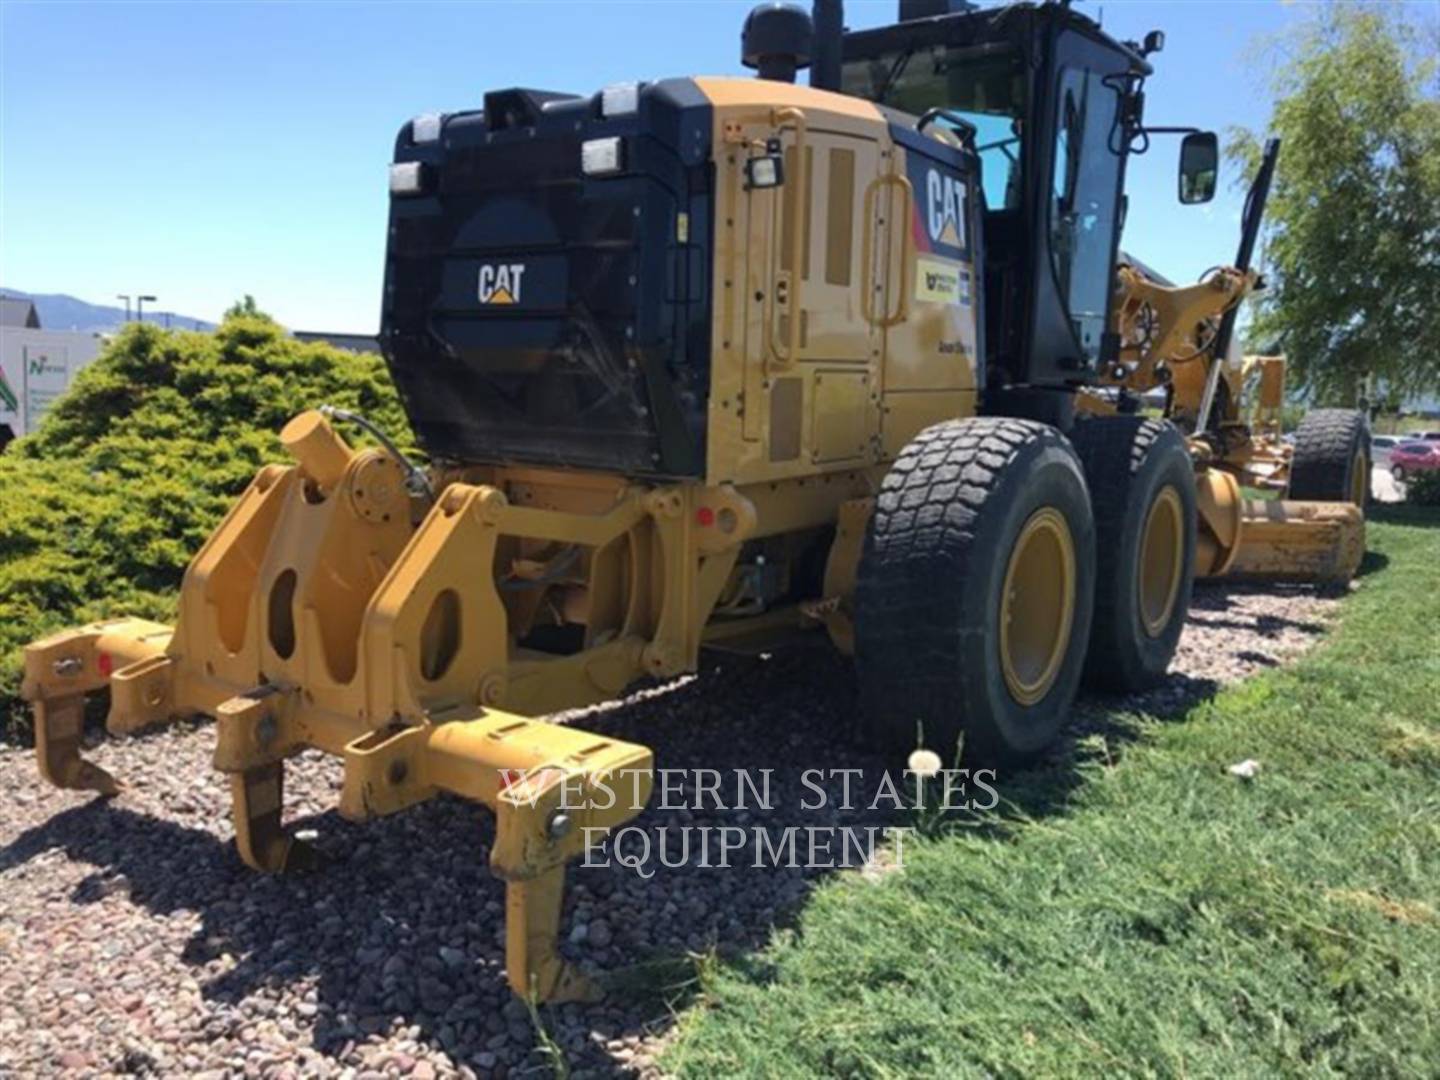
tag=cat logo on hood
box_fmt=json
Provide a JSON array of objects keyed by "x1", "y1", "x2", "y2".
[{"x1": 478, "y1": 263, "x2": 526, "y2": 305}]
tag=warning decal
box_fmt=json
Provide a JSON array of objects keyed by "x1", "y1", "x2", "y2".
[{"x1": 914, "y1": 258, "x2": 971, "y2": 306}]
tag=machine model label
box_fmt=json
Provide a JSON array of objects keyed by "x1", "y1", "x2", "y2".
[
  {"x1": 914, "y1": 257, "x2": 971, "y2": 307},
  {"x1": 477, "y1": 262, "x2": 526, "y2": 305}
]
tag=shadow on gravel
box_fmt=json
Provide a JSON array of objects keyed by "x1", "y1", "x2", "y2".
[
  {"x1": 0, "y1": 646, "x2": 907, "y2": 1074},
  {"x1": 0, "y1": 576, "x2": 1324, "y2": 1075}
]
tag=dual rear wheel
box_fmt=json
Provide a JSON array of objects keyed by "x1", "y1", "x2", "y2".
[{"x1": 854, "y1": 415, "x2": 1195, "y2": 766}]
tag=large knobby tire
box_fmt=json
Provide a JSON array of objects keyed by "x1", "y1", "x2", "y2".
[
  {"x1": 1288, "y1": 408, "x2": 1370, "y2": 505},
  {"x1": 854, "y1": 417, "x2": 1096, "y2": 767},
  {"x1": 1070, "y1": 417, "x2": 1196, "y2": 694}
]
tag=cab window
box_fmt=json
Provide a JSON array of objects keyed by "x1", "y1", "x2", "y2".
[
  {"x1": 842, "y1": 44, "x2": 1026, "y2": 211},
  {"x1": 1048, "y1": 67, "x2": 1123, "y2": 365}
]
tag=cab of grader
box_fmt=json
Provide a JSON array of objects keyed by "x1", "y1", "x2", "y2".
[{"x1": 20, "y1": 0, "x2": 1367, "y2": 1002}]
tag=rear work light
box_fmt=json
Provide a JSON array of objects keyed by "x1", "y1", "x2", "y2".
[
  {"x1": 410, "y1": 112, "x2": 443, "y2": 144},
  {"x1": 600, "y1": 82, "x2": 640, "y2": 118},
  {"x1": 389, "y1": 161, "x2": 429, "y2": 197},
  {"x1": 581, "y1": 136, "x2": 624, "y2": 177}
]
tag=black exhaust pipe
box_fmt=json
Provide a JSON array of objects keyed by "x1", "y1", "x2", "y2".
[{"x1": 811, "y1": 0, "x2": 843, "y2": 91}]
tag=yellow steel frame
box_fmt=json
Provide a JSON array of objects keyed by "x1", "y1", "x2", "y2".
[
  {"x1": 20, "y1": 405, "x2": 882, "y2": 1001},
  {"x1": 1091, "y1": 262, "x2": 1365, "y2": 585}
]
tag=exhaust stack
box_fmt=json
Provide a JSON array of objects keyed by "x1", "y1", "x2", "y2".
[{"x1": 811, "y1": 0, "x2": 843, "y2": 91}]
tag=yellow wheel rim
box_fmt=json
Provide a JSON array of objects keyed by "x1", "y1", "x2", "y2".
[
  {"x1": 1000, "y1": 507, "x2": 1077, "y2": 707},
  {"x1": 1138, "y1": 485, "x2": 1184, "y2": 639},
  {"x1": 1349, "y1": 448, "x2": 1368, "y2": 505}
]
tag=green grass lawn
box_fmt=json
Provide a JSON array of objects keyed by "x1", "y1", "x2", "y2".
[{"x1": 663, "y1": 506, "x2": 1440, "y2": 1077}]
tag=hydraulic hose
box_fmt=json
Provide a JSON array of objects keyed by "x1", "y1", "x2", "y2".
[{"x1": 318, "y1": 404, "x2": 434, "y2": 500}]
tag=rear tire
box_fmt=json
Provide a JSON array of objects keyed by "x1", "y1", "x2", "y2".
[
  {"x1": 1070, "y1": 417, "x2": 1196, "y2": 694},
  {"x1": 854, "y1": 417, "x2": 1095, "y2": 766},
  {"x1": 1288, "y1": 408, "x2": 1370, "y2": 505}
]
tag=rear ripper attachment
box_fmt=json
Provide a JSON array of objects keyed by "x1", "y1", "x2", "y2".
[{"x1": 20, "y1": 409, "x2": 695, "y2": 1002}]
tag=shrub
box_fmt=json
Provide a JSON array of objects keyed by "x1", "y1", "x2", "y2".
[
  {"x1": 1404, "y1": 467, "x2": 1440, "y2": 507},
  {"x1": 0, "y1": 313, "x2": 412, "y2": 742}
]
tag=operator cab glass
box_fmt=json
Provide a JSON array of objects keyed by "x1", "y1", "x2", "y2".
[
  {"x1": 1048, "y1": 66, "x2": 1123, "y2": 367},
  {"x1": 841, "y1": 44, "x2": 1026, "y2": 212}
]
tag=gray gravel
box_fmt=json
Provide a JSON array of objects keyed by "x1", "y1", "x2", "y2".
[{"x1": 0, "y1": 580, "x2": 1342, "y2": 1078}]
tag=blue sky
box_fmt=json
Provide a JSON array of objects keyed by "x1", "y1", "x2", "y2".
[{"x1": 0, "y1": 1, "x2": 1419, "y2": 331}]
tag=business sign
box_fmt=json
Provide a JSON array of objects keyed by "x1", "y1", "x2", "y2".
[
  {"x1": 23, "y1": 344, "x2": 71, "y2": 428},
  {"x1": 0, "y1": 329, "x2": 102, "y2": 438}
]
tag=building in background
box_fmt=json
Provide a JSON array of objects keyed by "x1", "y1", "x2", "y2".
[
  {"x1": 1, "y1": 297, "x2": 105, "y2": 448},
  {"x1": 294, "y1": 330, "x2": 380, "y2": 354},
  {"x1": 0, "y1": 296, "x2": 42, "y2": 329}
]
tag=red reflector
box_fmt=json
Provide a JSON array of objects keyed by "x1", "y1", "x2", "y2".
[
  {"x1": 696, "y1": 507, "x2": 715, "y2": 527},
  {"x1": 97, "y1": 653, "x2": 114, "y2": 677}
]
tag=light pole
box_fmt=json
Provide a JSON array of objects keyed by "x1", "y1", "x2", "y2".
[
  {"x1": 137, "y1": 295, "x2": 157, "y2": 324},
  {"x1": 117, "y1": 294, "x2": 132, "y2": 322}
]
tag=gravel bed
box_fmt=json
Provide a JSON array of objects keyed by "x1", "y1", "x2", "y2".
[{"x1": 0, "y1": 580, "x2": 1343, "y2": 1078}]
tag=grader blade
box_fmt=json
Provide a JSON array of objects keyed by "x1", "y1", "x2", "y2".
[
  {"x1": 1192, "y1": 466, "x2": 1364, "y2": 585},
  {"x1": 1222, "y1": 499, "x2": 1365, "y2": 585}
]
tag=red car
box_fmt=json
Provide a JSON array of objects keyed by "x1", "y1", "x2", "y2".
[{"x1": 1391, "y1": 441, "x2": 1440, "y2": 482}]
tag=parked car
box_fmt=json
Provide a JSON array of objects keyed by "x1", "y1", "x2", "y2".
[
  {"x1": 1390, "y1": 441, "x2": 1440, "y2": 482},
  {"x1": 1371, "y1": 434, "x2": 1404, "y2": 465}
]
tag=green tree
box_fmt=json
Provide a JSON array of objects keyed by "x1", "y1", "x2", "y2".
[
  {"x1": 1230, "y1": 6, "x2": 1440, "y2": 405},
  {"x1": 223, "y1": 293, "x2": 269, "y2": 321}
]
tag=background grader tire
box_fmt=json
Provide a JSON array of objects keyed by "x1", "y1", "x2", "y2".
[
  {"x1": 1287, "y1": 408, "x2": 1371, "y2": 505},
  {"x1": 1070, "y1": 417, "x2": 1196, "y2": 694},
  {"x1": 854, "y1": 417, "x2": 1095, "y2": 767}
]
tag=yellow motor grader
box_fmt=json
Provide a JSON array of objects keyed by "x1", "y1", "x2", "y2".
[{"x1": 20, "y1": 0, "x2": 1367, "y2": 1002}]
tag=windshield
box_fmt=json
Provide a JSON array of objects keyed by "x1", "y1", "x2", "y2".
[{"x1": 842, "y1": 44, "x2": 1027, "y2": 211}]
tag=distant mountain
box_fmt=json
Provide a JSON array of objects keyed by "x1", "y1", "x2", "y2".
[{"x1": 0, "y1": 289, "x2": 215, "y2": 333}]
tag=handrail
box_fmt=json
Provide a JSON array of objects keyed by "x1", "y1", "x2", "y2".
[
  {"x1": 861, "y1": 172, "x2": 914, "y2": 329},
  {"x1": 771, "y1": 106, "x2": 808, "y2": 365}
]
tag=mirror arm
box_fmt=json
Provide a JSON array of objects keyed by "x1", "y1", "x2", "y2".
[{"x1": 917, "y1": 108, "x2": 978, "y2": 148}]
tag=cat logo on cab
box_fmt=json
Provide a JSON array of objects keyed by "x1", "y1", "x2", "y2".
[
  {"x1": 478, "y1": 263, "x2": 526, "y2": 305},
  {"x1": 925, "y1": 170, "x2": 967, "y2": 251}
]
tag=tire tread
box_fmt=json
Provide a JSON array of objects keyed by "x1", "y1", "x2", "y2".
[
  {"x1": 1288, "y1": 408, "x2": 1368, "y2": 502},
  {"x1": 854, "y1": 417, "x2": 1085, "y2": 761}
]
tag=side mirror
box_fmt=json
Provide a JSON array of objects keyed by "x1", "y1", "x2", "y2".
[
  {"x1": 1142, "y1": 30, "x2": 1165, "y2": 56},
  {"x1": 1179, "y1": 131, "x2": 1218, "y2": 204}
]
